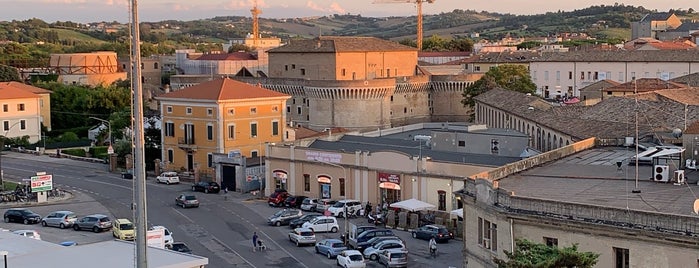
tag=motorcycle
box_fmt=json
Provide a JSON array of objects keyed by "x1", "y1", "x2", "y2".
[{"x1": 367, "y1": 213, "x2": 384, "y2": 225}]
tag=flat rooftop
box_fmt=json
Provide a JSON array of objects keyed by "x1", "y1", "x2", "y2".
[{"x1": 497, "y1": 147, "x2": 699, "y2": 216}]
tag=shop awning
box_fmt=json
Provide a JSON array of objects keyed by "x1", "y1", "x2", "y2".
[
  {"x1": 450, "y1": 208, "x2": 463, "y2": 218},
  {"x1": 389, "y1": 198, "x2": 435, "y2": 212}
]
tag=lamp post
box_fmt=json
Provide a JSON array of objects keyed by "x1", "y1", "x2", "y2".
[
  {"x1": 89, "y1": 117, "x2": 111, "y2": 145},
  {"x1": 0, "y1": 250, "x2": 7, "y2": 268},
  {"x1": 317, "y1": 160, "x2": 348, "y2": 245}
]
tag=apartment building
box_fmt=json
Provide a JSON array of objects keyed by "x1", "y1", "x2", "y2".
[{"x1": 0, "y1": 83, "x2": 44, "y2": 143}]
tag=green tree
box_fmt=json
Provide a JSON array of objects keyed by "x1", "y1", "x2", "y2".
[
  {"x1": 461, "y1": 64, "x2": 536, "y2": 107},
  {"x1": 494, "y1": 239, "x2": 599, "y2": 268},
  {"x1": 0, "y1": 64, "x2": 21, "y2": 81}
]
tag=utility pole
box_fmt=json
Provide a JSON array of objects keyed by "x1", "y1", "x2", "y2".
[{"x1": 131, "y1": 0, "x2": 149, "y2": 267}]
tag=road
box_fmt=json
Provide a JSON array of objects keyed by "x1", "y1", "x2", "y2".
[{"x1": 0, "y1": 152, "x2": 463, "y2": 268}]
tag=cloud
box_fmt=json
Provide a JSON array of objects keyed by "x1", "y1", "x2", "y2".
[
  {"x1": 306, "y1": 1, "x2": 325, "y2": 12},
  {"x1": 42, "y1": 0, "x2": 86, "y2": 3},
  {"x1": 226, "y1": 0, "x2": 268, "y2": 10},
  {"x1": 104, "y1": 0, "x2": 128, "y2": 6},
  {"x1": 172, "y1": 4, "x2": 191, "y2": 11},
  {"x1": 329, "y1": 2, "x2": 346, "y2": 14}
]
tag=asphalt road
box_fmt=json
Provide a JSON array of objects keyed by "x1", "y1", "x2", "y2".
[{"x1": 0, "y1": 152, "x2": 463, "y2": 268}]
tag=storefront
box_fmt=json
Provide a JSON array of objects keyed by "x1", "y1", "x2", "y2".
[
  {"x1": 317, "y1": 175, "x2": 332, "y2": 199},
  {"x1": 273, "y1": 170, "x2": 288, "y2": 190},
  {"x1": 378, "y1": 172, "x2": 401, "y2": 208}
]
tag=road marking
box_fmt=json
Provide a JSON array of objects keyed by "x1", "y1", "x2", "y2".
[
  {"x1": 171, "y1": 208, "x2": 195, "y2": 223},
  {"x1": 210, "y1": 236, "x2": 257, "y2": 268}
]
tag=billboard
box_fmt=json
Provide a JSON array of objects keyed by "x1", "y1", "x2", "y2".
[
  {"x1": 147, "y1": 228, "x2": 166, "y2": 249},
  {"x1": 30, "y1": 174, "x2": 53, "y2": 192}
]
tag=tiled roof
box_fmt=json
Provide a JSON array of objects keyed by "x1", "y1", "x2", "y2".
[
  {"x1": 194, "y1": 52, "x2": 257, "y2": 61},
  {"x1": 0, "y1": 83, "x2": 40, "y2": 99},
  {"x1": 267, "y1": 36, "x2": 416, "y2": 53},
  {"x1": 535, "y1": 50, "x2": 699, "y2": 62},
  {"x1": 157, "y1": 77, "x2": 290, "y2": 101},
  {"x1": 470, "y1": 51, "x2": 542, "y2": 63},
  {"x1": 670, "y1": 21, "x2": 699, "y2": 32},
  {"x1": 648, "y1": 87, "x2": 699, "y2": 105},
  {"x1": 579, "y1": 79, "x2": 621, "y2": 92},
  {"x1": 606, "y1": 78, "x2": 686, "y2": 92},
  {"x1": 640, "y1": 12, "x2": 674, "y2": 22},
  {"x1": 670, "y1": 72, "x2": 699, "y2": 86},
  {"x1": 0, "y1": 81, "x2": 52, "y2": 94},
  {"x1": 418, "y1": 51, "x2": 471, "y2": 57},
  {"x1": 686, "y1": 121, "x2": 699, "y2": 134}
]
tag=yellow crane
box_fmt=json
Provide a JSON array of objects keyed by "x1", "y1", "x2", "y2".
[
  {"x1": 250, "y1": 0, "x2": 262, "y2": 48},
  {"x1": 373, "y1": 0, "x2": 435, "y2": 50}
]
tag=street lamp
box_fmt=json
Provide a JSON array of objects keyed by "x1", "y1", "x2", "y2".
[
  {"x1": 0, "y1": 250, "x2": 7, "y2": 268},
  {"x1": 316, "y1": 160, "x2": 348, "y2": 245},
  {"x1": 89, "y1": 117, "x2": 111, "y2": 145}
]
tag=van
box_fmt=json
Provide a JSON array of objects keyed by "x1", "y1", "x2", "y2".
[
  {"x1": 112, "y1": 218, "x2": 135, "y2": 240},
  {"x1": 327, "y1": 200, "x2": 362, "y2": 217},
  {"x1": 349, "y1": 229, "x2": 395, "y2": 250}
]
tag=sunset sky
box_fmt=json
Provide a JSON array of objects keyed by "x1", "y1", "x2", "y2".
[{"x1": 0, "y1": 0, "x2": 696, "y2": 23}]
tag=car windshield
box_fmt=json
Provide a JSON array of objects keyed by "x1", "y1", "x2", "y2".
[
  {"x1": 286, "y1": 196, "x2": 295, "y2": 201},
  {"x1": 349, "y1": 255, "x2": 363, "y2": 261},
  {"x1": 299, "y1": 231, "x2": 313, "y2": 236},
  {"x1": 185, "y1": 196, "x2": 197, "y2": 200},
  {"x1": 331, "y1": 242, "x2": 344, "y2": 248},
  {"x1": 20, "y1": 210, "x2": 34, "y2": 215},
  {"x1": 391, "y1": 252, "x2": 406, "y2": 258},
  {"x1": 120, "y1": 223, "x2": 134, "y2": 230},
  {"x1": 302, "y1": 199, "x2": 311, "y2": 204},
  {"x1": 99, "y1": 217, "x2": 110, "y2": 222},
  {"x1": 273, "y1": 210, "x2": 285, "y2": 217},
  {"x1": 332, "y1": 202, "x2": 344, "y2": 208}
]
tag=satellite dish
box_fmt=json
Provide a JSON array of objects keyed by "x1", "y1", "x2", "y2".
[
  {"x1": 672, "y1": 128, "x2": 682, "y2": 138},
  {"x1": 694, "y1": 199, "x2": 699, "y2": 215}
]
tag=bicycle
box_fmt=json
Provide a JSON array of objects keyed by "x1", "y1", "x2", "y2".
[{"x1": 430, "y1": 245, "x2": 438, "y2": 258}]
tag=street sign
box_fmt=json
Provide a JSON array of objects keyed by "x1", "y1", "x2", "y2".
[
  {"x1": 147, "y1": 228, "x2": 165, "y2": 249},
  {"x1": 107, "y1": 145, "x2": 114, "y2": 154},
  {"x1": 30, "y1": 174, "x2": 53, "y2": 192}
]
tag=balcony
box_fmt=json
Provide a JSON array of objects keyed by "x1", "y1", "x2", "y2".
[{"x1": 177, "y1": 137, "x2": 197, "y2": 151}]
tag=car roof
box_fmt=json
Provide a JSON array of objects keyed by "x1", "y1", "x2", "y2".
[
  {"x1": 384, "y1": 248, "x2": 408, "y2": 253},
  {"x1": 425, "y1": 224, "x2": 447, "y2": 229},
  {"x1": 49, "y1": 210, "x2": 74, "y2": 214},
  {"x1": 321, "y1": 238, "x2": 343, "y2": 243},
  {"x1": 12, "y1": 229, "x2": 38, "y2": 233},
  {"x1": 85, "y1": 214, "x2": 108, "y2": 218},
  {"x1": 294, "y1": 227, "x2": 313, "y2": 232},
  {"x1": 162, "y1": 172, "x2": 178, "y2": 175},
  {"x1": 115, "y1": 218, "x2": 132, "y2": 223},
  {"x1": 342, "y1": 250, "x2": 362, "y2": 255},
  {"x1": 151, "y1": 225, "x2": 168, "y2": 230}
]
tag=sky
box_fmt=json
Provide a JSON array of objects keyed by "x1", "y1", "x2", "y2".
[{"x1": 0, "y1": 0, "x2": 697, "y2": 23}]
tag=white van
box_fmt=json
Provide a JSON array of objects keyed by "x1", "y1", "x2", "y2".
[
  {"x1": 301, "y1": 216, "x2": 339, "y2": 233},
  {"x1": 327, "y1": 200, "x2": 362, "y2": 217}
]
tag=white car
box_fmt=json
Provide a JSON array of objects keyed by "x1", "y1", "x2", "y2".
[
  {"x1": 302, "y1": 216, "x2": 339, "y2": 233},
  {"x1": 362, "y1": 239, "x2": 405, "y2": 261},
  {"x1": 327, "y1": 200, "x2": 362, "y2": 217},
  {"x1": 150, "y1": 225, "x2": 174, "y2": 246},
  {"x1": 156, "y1": 172, "x2": 180, "y2": 184},
  {"x1": 300, "y1": 198, "x2": 318, "y2": 211},
  {"x1": 288, "y1": 227, "x2": 316, "y2": 247},
  {"x1": 336, "y1": 250, "x2": 366, "y2": 268},
  {"x1": 13, "y1": 229, "x2": 41, "y2": 240}
]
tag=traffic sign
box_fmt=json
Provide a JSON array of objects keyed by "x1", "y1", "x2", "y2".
[
  {"x1": 107, "y1": 145, "x2": 114, "y2": 154},
  {"x1": 30, "y1": 174, "x2": 53, "y2": 192}
]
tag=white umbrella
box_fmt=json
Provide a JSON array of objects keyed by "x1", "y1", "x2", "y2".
[
  {"x1": 389, "y1": 198, "x2": 436, "y2": 212},
  {"x1": 450, "y1": 208, "x2": 463, "y2": 218}
]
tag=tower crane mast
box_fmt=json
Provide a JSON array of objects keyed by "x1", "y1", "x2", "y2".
[
  {"x1": 251, "y1": 0, "x2": 262, "y2": 48},
  {"x1": 373, "y1": 0, "x2": 435, "y2": 50}
]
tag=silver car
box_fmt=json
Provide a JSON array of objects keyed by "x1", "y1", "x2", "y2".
[
  {"x1": 377, "y1": 248, "x2": 408, "y2": 268},
  {"x1": 41, "y1": 210, "x2": 77, "y2": 229},
  {"x1": 73, "y1": 214, "x2": 112, "y2": 233}
]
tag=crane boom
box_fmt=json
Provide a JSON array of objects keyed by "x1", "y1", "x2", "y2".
[
  {"x1": 373, "y1": 0, "x2": 435, "y2": 50},
  {"x1": 251, "y1": 0, "x2": 262, "y2": 48}
]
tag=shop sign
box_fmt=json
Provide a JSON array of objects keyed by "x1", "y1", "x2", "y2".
[{"x1": 378, "y1": 172, "x2": 400, "y2": 184}]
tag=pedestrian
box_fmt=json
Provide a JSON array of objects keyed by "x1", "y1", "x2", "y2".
[{"x1": 252, "y1": 232, "x2": 258, "y2": 252}]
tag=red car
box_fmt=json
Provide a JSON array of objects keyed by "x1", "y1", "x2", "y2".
[{"x1": 268, "y1": 189, "x2": 289, "y2": 207}]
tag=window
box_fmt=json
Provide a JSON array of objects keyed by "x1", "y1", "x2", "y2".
[
  {"x1": 17, "y1": 103, "x2": 25, "y2": 111},
  {"x1": 207, "y1": 125, "x2": 213, "y2": 140},
  {"x1": 227, "y1": 125, "x2": 235, "y2": 139},
  {"x1": 207, "y1": 154, "x2": 213, "y2": 167},
  {"x1": 544, "y1": 71, "x2": 548, "y2": 81},
  {"x1": 1, "y1": 121, "x2": 7, "y2": 131},
  {"x1": 165, "y1": 122, "x2": 175, "y2": 137},
  {"x1": 250, "y1": 107, "x2": 257, "y2": 114},
  {"x1": 304, "y1": 174, "x2": 310, "y2": 192},
  {"x1": 341, "y1": 69, "x2": 346, "y2": 76},
  {"x1": 250, "y1": 123, "x2": 258, "y2": 137},
  {"x1": 285, "y1": 65, "x2": 288, "y2": 71},
  {"x1": 339, "y1": 178, "x2": 345, "y2": 196},
  {"x1": 300, "y1": 68, "x2": 306, "y2": 75},
  {"x1": 228, "y1": 108, "x2": 235, "y2": 115},
  {"x1": 207, "y1": 108, "x2": 213, "y2": 116},
  {"x1": 292, "y1": 64, "x2": 296, "y2": 69},
  {"x1": 458, "y1": 140, "x2": 465, "y2": 147},
  {"x1": 478, "y1": 217, "x2": 497, "y2": 251},
  {"x1": 272, "y1": 106, "x2": 279, "y2": 112},
  {"x1": 580, "y1": 71, "x2": 585, "y2": 80},
  {"x1": 491, "y1": 139, "x2": 499, "y2": 154},
  {"x1": 166, "y1": 106, "x2": 172, "y2": 113},
  {"x1": 286, "y1": 106, "x2": 291, "y2": 113},
  {"x1": 154, "y1": 62, "x2": 159, "y2": 69},
  {"x1": 272, "y1": 121, "x2": 279, "y2": 136},
  {"x1": 39, "y1": 99, "x2": 44, "y2": 108},
  {"x1": 19, "y1": 120, "x2": 26, "y2": 130},
  {"x1": 297, "y1": 107, "x2": 302, "y2": 114},
  {"x1": 474, "y1": 66, "x2": 481, "y2": 72},
  {"x1": 2, "y1": 104, "x2": 7, "y2": 112},
  {"x1": 251, "y1": 150, "x2": 259, "y2": 158},
  {"x1": 614, "y1": 247, "x2": 629, "y2": 268},
  {"x1": 544, "y1": 237, "x2": 558, "y2": 247},
  {"x1": 167, "y1": 149, "x2": 174, "y2": 163},
  {"x1": 186, "y1": 107, "x2": 192, "y2": 115},
  {"x1": 568, "y1": 71, "x2": 573, "y2": 79},
  {"x1": 437, "y1": 190, "x2": 446, "y2": 211},
  {"x1": 555, "y1": 71, "x2": 560, "y2": 81}
]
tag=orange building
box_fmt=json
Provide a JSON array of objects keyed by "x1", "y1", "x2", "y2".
[
  {"x1": 156, "y1": 78, "x2": 290, "y2": 178},
  {"x1": 0, "y1": 83, "x2": 45, "y2": 143}
]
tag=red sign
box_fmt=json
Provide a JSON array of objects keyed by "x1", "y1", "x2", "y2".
[{"x1": 378, "y1": 172, "x2": 400, "y2": 184}]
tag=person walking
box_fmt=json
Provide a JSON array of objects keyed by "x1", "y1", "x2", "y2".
[{"x1": 252, "y1": 232, "x2": 259, "y2": 252}]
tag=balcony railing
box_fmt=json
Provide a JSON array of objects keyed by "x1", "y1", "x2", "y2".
[{"x1": 177, "y1": 138, "x2": 196, "y2": 150}]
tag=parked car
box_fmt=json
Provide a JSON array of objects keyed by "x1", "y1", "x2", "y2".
[
  {"x1": 268, "y1": 189, "x2": 289, "y2": 207},
  {"x1": 315, "y1": 199, "x2": 337, "y2": 213},
  {"x1": 168, "y1": 242, "x2": 192, "y2": 254},
  {"x1": 156, "y1": 172, "x2": 180, "y2": 184},
  {"x1": 377, "y1": 248, "x2": 408, "y2": 268},
  {"x1": 121, "y1": 169, "x2": 133, "y2": 180},
  {"x1": 112, "y1": 218, "x2": 135, "y2": 240},
  {"x1": 350, "y1": 229, "x2": 395, "y2": 250},
  {"x1": 364, "y1": 236, "x2": 404, "y2": 250},
  {"x1": 175, "y1": 194, "x2": 200, "y2": 208},
  {"x1": 289, "y1": 213, "x2": 321, "y2": 229},
  {"x1": 285, "y1": 195, "x2": 308, "y2": 208},
  {"x1": 192, "y1": 181, "x2": 220, "y2": 193},
  {"x1": 363, "y1": 239, "x2": 406, "y2": 261},
  {"x1": 288, "y1": 227, "x2": 316, "y2": 247},
  {"x1": 315, "y1": 238, "x2": 347, "y2": 259},
  {"x1": 41, "y1": 210, "x2": 77, "y2": 229},
  {"x1": 150, "y1": 225, "x2": 174, "y2": 246},
  {"x1": 3, "y1": 208, "x2": 41, "y2": 225},
  {"x1": 302, "y1": 216, "x2": 340, "y2": 233},
  {"x1": 12, "y1": 229, "x2": 41, "y2": 240},
  {"x1": 336, "y1": 250, "x2": 366, "y2": 268},
  {"x1": 410, "y1": 224, "x2": 453, "y2": 243},
  {"x1": 300, "y1": 198, "x2": 319, "y2": 211},
  {"x1": 327, "y1": 200, "x2": 362, "y2": 217},
  {"x1": 73, "y1": 214, "x2": 112, "y2": 233},
  {"x1": 267, "y1": 208, "x2": 302, "y2": 226}
]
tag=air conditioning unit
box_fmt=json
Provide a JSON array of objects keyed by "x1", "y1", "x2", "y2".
[
  {"x1": 653, "y1": 165, "x2": 670, "y2": 182},
  {"x1": 673, "y1": 170, "x2": 686, "y2": 185},
  {"x1": 482, "y1": 238, "x2": 491, "y2": 249}
]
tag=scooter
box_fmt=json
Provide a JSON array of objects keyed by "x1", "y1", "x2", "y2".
[{"x1": 367, "y1": 213, "x2": 384, "y2": 225}]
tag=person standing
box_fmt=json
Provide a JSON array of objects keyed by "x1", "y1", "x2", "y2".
[{"x1": 252, "y1": 232, "x2": 259, "y2": 252}]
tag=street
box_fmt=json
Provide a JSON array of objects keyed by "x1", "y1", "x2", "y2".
[{"x1": 0, "y1": 152, "x2": 462, "y2": 268}]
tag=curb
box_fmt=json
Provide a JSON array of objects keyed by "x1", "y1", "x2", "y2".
[{"x1": 0, "y1": 191, "x2": 74, "y2": 209}]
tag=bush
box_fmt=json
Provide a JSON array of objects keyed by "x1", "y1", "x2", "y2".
[
  {"x1": 90, "y1": 146, "x2": 109, "y2": 160},
  {"x1": 59, "y1": 132, "x2": 79, "y2": 142},
  {"x1": 61, "y1": 148, "x2": 86, "y2": 157}
]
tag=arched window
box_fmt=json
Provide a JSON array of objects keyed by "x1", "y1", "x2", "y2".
[
  {"x1": 438, "y1": 190, "x2": 446, "y2": 211},
  {"x1": 154, "y1": 62, "x2": 159, "y2": 69}
]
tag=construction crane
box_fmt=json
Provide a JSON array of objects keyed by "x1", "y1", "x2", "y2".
[
  {"x1": 250, "y1": 0, "x2": 262, "y2": 48},
  {"x1": 373, "y1": 0, "x2": 435, "y2": 50}
]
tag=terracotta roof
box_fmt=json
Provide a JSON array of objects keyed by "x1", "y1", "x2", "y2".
[
  {"x1": 535, "y1": 50, "x2": 699, "y2": 62},
  {"x1": 194, "y1": 52, "x2": 257, "y2": 61},
  {"x1": 671, "y1": 72, "x2": 699, "y2": 87},
  {"x1": 606, "y1": 78, "x2": 687, "y2": 92},
  {"x1": 0, "y1": 83, "x2": 39, "y2": 99},
  {"x1": 418, "y1": 51, "x2": 471, "y2": 57},
  {"x1": 157, "y1": 77, "x2": 290, "y2": 101},
  {"x1": 268, "y1": 36, "x2": 416, "y2": 53},
  {"x1": 579, "y1": 79, "x2": 621, "y2": 92},
  {"x1": 1, "y1": 81, "x2": 52, "y2": 94},
  {"x1": 686, "y1": 121, "x2": 699, "y2": 134},
  {"x1": 644, "y1": 87, "x2": 699, "y2": 106}
]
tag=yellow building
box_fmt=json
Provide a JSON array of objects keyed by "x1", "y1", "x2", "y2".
[
  {"x1": 2, "y1": 82, "x2": 52, "y2": 131},
  {"x1": 157, "y1": 77, "x2": 290, "y2": 177},
  {"x1": 0, "y1": 83, "x2": 44, "y2": 143}
]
